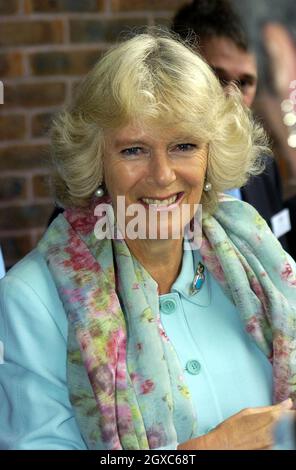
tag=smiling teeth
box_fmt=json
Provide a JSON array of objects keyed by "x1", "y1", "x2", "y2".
[{"x1": 141, "y1": 195, "x2": 178, "y2": 206}]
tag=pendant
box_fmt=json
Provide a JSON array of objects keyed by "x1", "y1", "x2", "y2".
[{"x1": 190, "y1": 262, "x2": 205, "y2": 295}]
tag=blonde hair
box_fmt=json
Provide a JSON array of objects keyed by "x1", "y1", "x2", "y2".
[{"x1": 50, "y1": 29, "x2": 269, "y2": 213}]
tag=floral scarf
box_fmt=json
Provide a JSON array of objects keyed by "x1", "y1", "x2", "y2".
[{"x1": 38, "y1": 196, "x2": 296, "y2": 449}]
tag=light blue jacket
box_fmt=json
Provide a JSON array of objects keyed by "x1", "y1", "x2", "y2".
[
  {"x1": 0, "y1": 250, "x2": 87, "y2": 449},
  {"x1": 0, "y1": 247, "x2": 274, "y2": 449}
]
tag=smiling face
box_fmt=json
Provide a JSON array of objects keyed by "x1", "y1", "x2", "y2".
[
  {"x1": 103, "y1": 122, "x2": 208, "y2": 240},
  {"x1": 200, "y1": 36, "x2": 257, "y2": 108}
]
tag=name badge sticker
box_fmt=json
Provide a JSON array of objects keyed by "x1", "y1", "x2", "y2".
[{"x1": 271, "y1": 209, "x2": 291, "y2": 239}]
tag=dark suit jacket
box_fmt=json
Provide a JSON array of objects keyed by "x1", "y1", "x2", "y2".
[{"x1": 241, "y1": 157, "x2": 292, "y2": 255}]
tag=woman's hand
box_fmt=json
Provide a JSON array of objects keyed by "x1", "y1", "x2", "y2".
[{"x1": 178, "y1": 399, "x2": 295, "y2": 450}]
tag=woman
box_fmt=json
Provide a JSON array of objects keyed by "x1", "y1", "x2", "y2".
[{"x1": 0, "y1": 31, "x2": 295, "y2": 450}]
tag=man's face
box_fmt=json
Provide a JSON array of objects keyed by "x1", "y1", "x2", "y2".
[{"x1": 200, "y1": 35, "x2": 258, "y2": 109}]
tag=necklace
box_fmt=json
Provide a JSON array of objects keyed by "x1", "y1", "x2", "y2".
[{"x1": 190, "y1": 262, "x2": 205, "y2": 295}]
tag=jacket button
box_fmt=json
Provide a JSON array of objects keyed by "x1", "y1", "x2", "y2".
[
  {"x1": 160, "y1": 299, "x2": 177, "y2": 314},
  {"x1": 186, "y1": 359, "x2": 201, "y2": 375}
]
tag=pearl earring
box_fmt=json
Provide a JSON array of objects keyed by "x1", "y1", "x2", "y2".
[
  {"x1": 203, "y1": 181, "x2": 212, "y2": 192},
  {"x1": 94, "y1": 186, "x2": 105, "y2": 198}
]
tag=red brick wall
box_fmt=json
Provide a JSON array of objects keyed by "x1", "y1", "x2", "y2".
[{"x1": 0, "y1": 0, "x2": 188, "y2": 267}]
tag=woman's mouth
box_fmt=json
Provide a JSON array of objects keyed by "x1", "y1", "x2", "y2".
[{"x1": 139, "y1": 192, "x2": 184, "y2": 210}]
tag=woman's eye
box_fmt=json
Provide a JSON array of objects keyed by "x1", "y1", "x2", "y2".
[
  {"x1": 120, "y1": 147, "x2": 147, "y2": 157},
  {"x1": 176, "y1": 143, "x2": 197, "y2": 152}
]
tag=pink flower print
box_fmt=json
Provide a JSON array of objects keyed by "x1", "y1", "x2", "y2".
[
  {"x1": 159, "y1": 329, "x2": 169, "y2": 342},
  {"x1": 274, "y1": 334, "x2": 290, "y2": 360},
  {"x1": 106, "y1": 331, "x2": 118, "y2": 364},
  {"x1": 62, "y1": 287, "x2": 84, "y2": 304},
  {"x1": 140, "y1": 379, "x2": 155, "y2": 395},
  {"x1": 115, "y1": 363, "x2": 127, "y2": 390},
  {"x1": 200, "y1": 240, "x2": 226, "y2": 283},
  {"x1": 281, "y1": 262, "x2": 292, "y2": 280},
  {"x1": 64, "y1": 236, "x2": 99, "y2": 272},
  {"x1": 65, "y1": 208, "x2": 96, "y2": 235},
  {"x1": 250, "y1": 277, "x2": 267, "y2": 308},
  {"x1": 115, "y1": 328, "x2": 127, "y2": 389},
  {"x1": 245, "y1": 316, "x2": 259, "y2": 335},
  {"x1": 117, "y1": 328, "x2": 127, "y2": 359},
  {"x1": 281, "y1": 262, "x2": 296, "y2": 286},
  {"x1": 116, "y1": 404, "x2": 134, "y2": 434},
  {"x1": 156, "y1": 316, "x2": 169, "y2": 342}
]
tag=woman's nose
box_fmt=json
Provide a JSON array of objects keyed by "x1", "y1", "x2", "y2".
[{"x1": 146, "y1": 153, "x2": 177, "y2": 187}]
